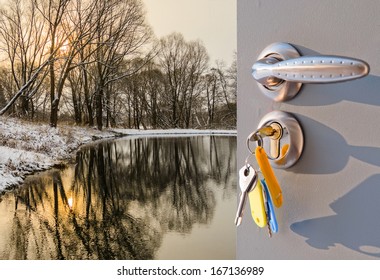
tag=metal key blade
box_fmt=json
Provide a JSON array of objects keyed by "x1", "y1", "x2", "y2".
[
  {"x1": 238, "y1": 164, "x2": 257, "y2": 193},
  {"x1": 235, "y1": 165, "x2": 257, "y2": 226},
  {"x1": 235, "y1": 192, "x2": 248, "y2": 226}
]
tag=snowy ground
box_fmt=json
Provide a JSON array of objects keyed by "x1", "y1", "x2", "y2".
[
  {"x1": 0, "y1": 117, "x2": 236, "y2": 192},
  {"x1": 113, "y1": 128, "x2": 236, "y2": 136},
  {"x1": 0, "y1": 117, "x2": 115, "y2": 192}
]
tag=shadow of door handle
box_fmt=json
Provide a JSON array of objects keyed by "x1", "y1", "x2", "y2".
[{"x1": 252, "y1": 42, "x2": 370, "y2": 101}]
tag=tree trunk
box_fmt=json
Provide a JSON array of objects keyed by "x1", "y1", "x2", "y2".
[
  {"x1": 72, "y1": 89, "x2": 82, "y2": 125},
  {"x1": 49, "y1": 32, "x2": 56, "y2": 127},
  {"x1": 151, "y1": 91, "x2": 157, "y2": 128},
  {"x1": 83, "y1": 74, "x2": 93, "y2": 126},
  {"x1": 105, "y1": 86, "x2": 111, "y2": 128},
  {"x1": 96, "y1": 86, "x2": 103, "y2": 130},
  {"x1": 50, "y1": 100, "x2": 59, "y2": 128},
  {"x1": 20, "y1": 94, "x2": 29, "y2": 117}
]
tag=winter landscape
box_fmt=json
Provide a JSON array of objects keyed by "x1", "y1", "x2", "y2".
[
  {"x1": 0, "y1": 116, "x2": 235, "y2": 192},
  {"x1": 0, "y1": 0, "x2": 236, "y2": 259}
]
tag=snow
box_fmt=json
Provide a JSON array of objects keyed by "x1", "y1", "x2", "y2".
[
  {"x1": 0, "y1": 117, "x2": 115, "y2": 192},
  {"x1": 0, "y1": 116, "x2": 236, "y2": 192},
  {"x1": 113, "y1": 128, "x2": 237, "y2": 136}
]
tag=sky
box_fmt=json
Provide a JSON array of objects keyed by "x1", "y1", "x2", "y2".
[{"x1": 142, "y1": 0, "x2": 236, "y2": 66}]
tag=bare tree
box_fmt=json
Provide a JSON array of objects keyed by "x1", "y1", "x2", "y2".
[
  {"x1": 183, "y1": 40, "x2": 208, "y2": 128},
  {"x1": 220, "y1": 54, "x2": 237, "y2": 126},
  {"x1": 33, "y1": 0, "x2": 105, "y2": 127},
  {"x1": 66, "y1": 68, "x2": 83, "y2": 124},
  {"x1": 0, "y1": 0, "x2": 234, "y2": 129},
  {"x1": 158, "y1": 33, "x2": 209, "y2": 128},
  {"x1": 59, "y1": 0, "x2": 99, "y2": 126},
  {"x1": 204, "y1": 70, "x2": 218, "y2": 127},
  {"x1": 139, "y1": 62, "x2": 165, "y2": 128},
  {"x1": 31, "y1": 0, "x2": 70, "y2": 126},
  {"x1": 91, "y1": 0, "x2": 153, "y2": 130},
  {"x1": 0, "y1": 0, "x2": 49, "y2": 117},
  {"x1": 197, "y1": 58, "x2": 237, "y2": 128}
]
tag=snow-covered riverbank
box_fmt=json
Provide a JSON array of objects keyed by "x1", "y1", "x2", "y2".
[
  {"x1": 0, "y1": 117, "x2": 116, "y2": 191},
  {"x1": 0, "y1": 117, "x2": 236, "y2": 192}
]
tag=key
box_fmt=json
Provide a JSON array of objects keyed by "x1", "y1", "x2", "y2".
[
  {"x1": 248, "y1": 179, "x2": 267, "y2": 228},
  {"x1": 262, "y1": 179, "x2": 278, "y2": 233},
  {"x1": 262, "y1": 186, "x2": 272, "y2": 238},
  {"x1": 255, "y1": 146, "x2": 283, "y2": 208},
  {"x1": 268, "y1": 122, "x2": 282, "y2": 159},
  {"x1": 247, "y1": 125, "x2": 276, "y2": 142},
  {"x1": 235, "y1": 164, "x2": 257, "y2": 226}
]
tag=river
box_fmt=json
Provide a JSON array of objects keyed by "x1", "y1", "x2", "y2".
[{"x1": 0, "y1": 135, "x2": 236, "y2": 260}]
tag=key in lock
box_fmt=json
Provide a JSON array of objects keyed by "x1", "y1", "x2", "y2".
[
  {"x1": 268, "y1": 122, "x2": 282, "y2": 159},
  {"x1": 252, "y1": 123, "x2": 283, "y2": 159},
  {"x1": 252, "y1": 110, "x2": 304, "y2": 169}
]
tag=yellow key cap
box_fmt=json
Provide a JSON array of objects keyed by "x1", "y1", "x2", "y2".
[
  {"x1": 255, "y1": 146, "x2": 283, "y2": 208},
  {"x1": 248, "y1": 180, "x2": 267, "y2": 228}
]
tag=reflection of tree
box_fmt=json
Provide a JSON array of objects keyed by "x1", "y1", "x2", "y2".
[
  {"x1": 0, "y1": 136, "x2": 236, "y2": 259},
  {"x1": 75, "y1": 137, "x2": 220, "y2": 233},
  {"x1": 5, "y1": 176, "x2": 52, "y2": 259}
]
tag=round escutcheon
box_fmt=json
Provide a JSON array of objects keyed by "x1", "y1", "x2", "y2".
[
  {"x1": 252, "y1": 42, "x2": 303, "y2": 101},
  {"x1": 257, "y1": 111, "x2": 304, "y2": 169}
]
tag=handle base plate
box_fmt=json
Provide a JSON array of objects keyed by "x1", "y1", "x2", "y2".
[{"x1": 254, "y1": 42, "x2": 302, "y2": 101}]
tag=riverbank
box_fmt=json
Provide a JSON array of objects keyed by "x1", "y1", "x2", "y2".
[
  {"x1": 0, "y1": 117, "x2": 116, "y2": 191},
  {"x1": 0, "y1": 116, "x2": 236, "y2": 192}
]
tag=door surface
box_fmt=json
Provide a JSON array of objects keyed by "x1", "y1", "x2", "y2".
[{"x1": 237, "y1": 0, "x2": 380, "y2": 259}]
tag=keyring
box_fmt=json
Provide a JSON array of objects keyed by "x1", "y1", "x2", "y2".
[
  {"x1": 246, "y1": 131, "x2": 263, "y2": 154},
  {"x1": 244, "y1": 152, "x2": 263, "y2": 176}
]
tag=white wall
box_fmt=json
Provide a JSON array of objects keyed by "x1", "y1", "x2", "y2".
[{"x1": 237, "y1": 0, "x2": 380, "y2": 259}]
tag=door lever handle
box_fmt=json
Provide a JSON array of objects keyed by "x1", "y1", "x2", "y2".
[
  {"x1": 252, "y1": 42, "x2": 370, "y2": 101},
  {"x1": 253, "y1": 56, "x2": 369, "y2": 85}
]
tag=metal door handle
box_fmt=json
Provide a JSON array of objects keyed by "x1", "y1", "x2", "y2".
[
  {"x1": 252, "y1": 42, "x2": 370, "y2": 101},
  {"x1": 253, "y1": 56, "x2": 369, "y2": 84}
]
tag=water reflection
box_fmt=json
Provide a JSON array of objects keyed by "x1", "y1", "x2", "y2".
[{"x1": 0, "y1": 136, "x2": 236, "y2": 259}]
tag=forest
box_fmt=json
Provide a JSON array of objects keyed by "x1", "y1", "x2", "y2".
[{"x1": 0, "y1": 0, "x2": 236, "y2": 130}]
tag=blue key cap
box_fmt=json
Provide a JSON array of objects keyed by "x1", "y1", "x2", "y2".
[{"x1": 261, "y1": 179, "x2": 278, "y2": 233}]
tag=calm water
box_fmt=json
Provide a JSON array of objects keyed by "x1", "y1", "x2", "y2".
[{"x1": 0, "y1": 136, "x2": 236, "y2": 260}]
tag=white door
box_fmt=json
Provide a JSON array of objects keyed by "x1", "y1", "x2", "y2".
[{"x1": 237, "y1": 0, "x2": 380, "y2": 259}]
